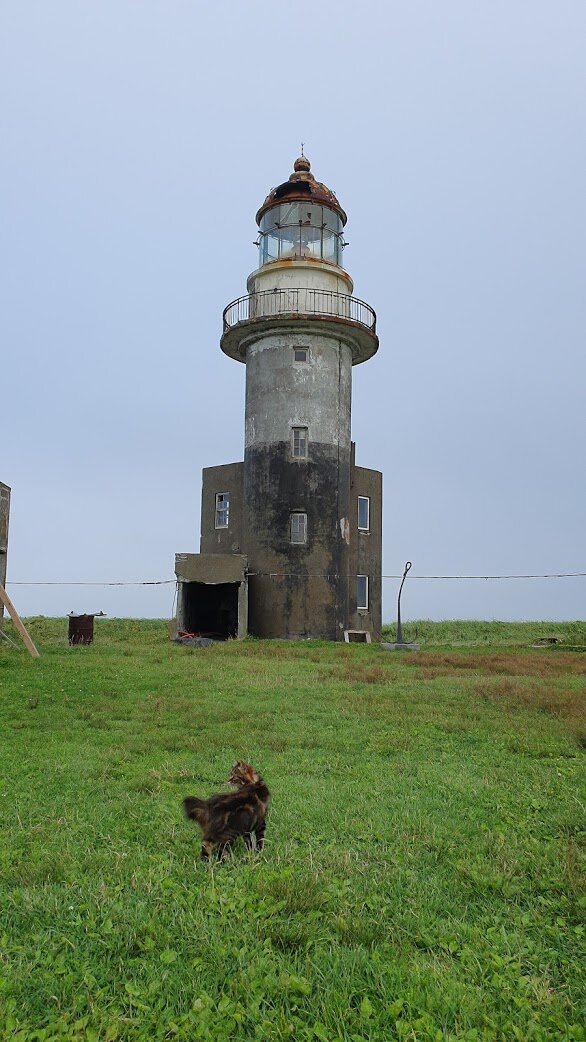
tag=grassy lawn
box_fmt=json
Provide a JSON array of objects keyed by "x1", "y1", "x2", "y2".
[{"x1": 1, "y1": 619, "x2": 585, "y2": 1042}]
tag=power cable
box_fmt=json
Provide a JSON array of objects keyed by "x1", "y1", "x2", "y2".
[{"x1": 6, "y1": 572, "x2": 585, "y2": 586}]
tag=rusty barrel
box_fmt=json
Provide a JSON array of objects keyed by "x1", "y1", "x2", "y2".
[{"x1": 68, "y1": 614, "x2": 95, "y2": 645}]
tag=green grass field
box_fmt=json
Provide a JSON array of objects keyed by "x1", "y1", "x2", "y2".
[{"x1": 1, "y1": 619, "x2": 585, "y2": 1042}]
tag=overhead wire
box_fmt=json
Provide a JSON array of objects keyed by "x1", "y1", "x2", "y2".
[{"x1": 5, "y1": 571, "x2": 586, "y2": 586}]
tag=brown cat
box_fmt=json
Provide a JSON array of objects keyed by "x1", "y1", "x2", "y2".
[{"x1": 183, "y1": 761, "x2": 270, "y2": 860}]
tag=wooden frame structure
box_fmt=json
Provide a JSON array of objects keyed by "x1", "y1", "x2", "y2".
[
  {"x1": 0, "y1": 483, "x2": 39, "y2": 657},
  {"x1": 0, "y1": 584, "x2": 39, "y2": 657}
]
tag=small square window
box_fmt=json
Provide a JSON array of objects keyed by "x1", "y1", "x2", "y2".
[
  {"x1": 356, "y1": 575, "x2": 369, "y2": 610},
  {"x1": 358, "y1": 496, "x2": 370, "y2": 532},
  {"x1": 292, "y1": 426, "x2": 308, "y2": 458},
  {"x1": 294, "y1": 347, "x2": 309, "y2": 362},
  {"x1": 215, "y1": 492, "x2": 230, "y2": 529},
  {"x1": 290, "y1": 512, "x2": 307, "y2": 544}
]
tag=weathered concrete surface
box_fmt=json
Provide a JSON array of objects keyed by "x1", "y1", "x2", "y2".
[
  {"x1": 191, "y1": 447, "x2": 383, "y2": 641},
  {"x1": 0, "y1": 483, "x2": 10, "y2": 631},
  {"x1": 175, "y1": 553, "x2": 247, "y2": 584},
  {"x1": 247, "y1": 258, "x2": 353, "y2": 297},
  {"x1": 244, "y1": 335, "x2": 352, "y2": 451},
  {"x1": 238, "y1": 325, "x2": 355, "y2": 639},
  {"x1": 243, "y1": 439, "x2": 352, "y2": 639},
  {"x1": 349, "y1": 459, "x2": 383, "y2": 640},
  {"x1": 200, "y1": 462, "x2": 244, "y2": 555}
]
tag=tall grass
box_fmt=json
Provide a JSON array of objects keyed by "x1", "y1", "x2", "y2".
[{"x1": 381, "y1": 619, "x2": 586, "y2": 647}]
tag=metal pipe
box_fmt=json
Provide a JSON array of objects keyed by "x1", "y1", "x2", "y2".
[{"x1": 396, "y1": 561, "x2": 412, "y2": 645}]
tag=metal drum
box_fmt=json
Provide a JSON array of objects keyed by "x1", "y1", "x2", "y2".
[{"x1": 68, "y1": 614, "x2": 96, "y2": 645}]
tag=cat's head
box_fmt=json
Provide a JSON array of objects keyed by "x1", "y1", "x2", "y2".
[{"x1": 228, "y1": 760, "x2": 261, "y2": 788}]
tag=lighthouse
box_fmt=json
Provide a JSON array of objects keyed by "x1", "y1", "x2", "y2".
[{"x1": 175, "y1": 156, "x2": 382, "y2": 642}]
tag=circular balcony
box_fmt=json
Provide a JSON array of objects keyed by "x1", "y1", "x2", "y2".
[{"x1": 221, "y1": 288, "x2": 378, "y2": 364}]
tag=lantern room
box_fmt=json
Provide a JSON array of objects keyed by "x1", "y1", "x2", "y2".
[{"x1": 256, "y1": 155, "x2": 347, "y2": 269}]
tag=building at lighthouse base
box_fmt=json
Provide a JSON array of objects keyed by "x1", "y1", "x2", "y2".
[{"x1": 174, "y1": 442, "x2": 381, "y2": 642}]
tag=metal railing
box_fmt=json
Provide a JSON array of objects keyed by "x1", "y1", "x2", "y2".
[{"x1": 223, "y1": 288, "x2": 376, "y2": 334}]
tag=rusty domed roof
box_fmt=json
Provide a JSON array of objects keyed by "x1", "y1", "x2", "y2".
[{"x1": 256, "y1": 156, "x2": 347, "y2": 226}]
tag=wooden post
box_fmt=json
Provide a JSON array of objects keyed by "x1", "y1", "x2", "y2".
[
  {"x1": 0, "y1": 482, "x2": 10, "y2": 632},
  {"x1": 0, "y1": 585, "x2": 40, "y2": 658}
]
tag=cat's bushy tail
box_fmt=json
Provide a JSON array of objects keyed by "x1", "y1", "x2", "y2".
[{"x1": 183, "y1": 796, "x2": 208, "y2": 826}]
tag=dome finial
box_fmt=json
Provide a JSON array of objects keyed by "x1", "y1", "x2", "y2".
[{"x1": 293, "y1": 152, "x2": 311, "y2": 174}]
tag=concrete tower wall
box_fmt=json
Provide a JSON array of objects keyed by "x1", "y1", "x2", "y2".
[
  {"x1": 242, "y1": 331, "x2": 353, "y2": 639},
  {"x1": 244, "y1": 333, "x2": 352, "y2": 450}
]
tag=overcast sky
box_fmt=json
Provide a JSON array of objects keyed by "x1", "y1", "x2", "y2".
[{"x1": 1, "y1": 1, "x2": 584, "y2": 623}]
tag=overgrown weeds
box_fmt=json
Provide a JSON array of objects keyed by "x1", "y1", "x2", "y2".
[
  {"x1": 474, "y1": 677, "x2": 586, "y2": 720},
  {"x1": 407, "y1": 650, "x2": 586, "y2": 677}
]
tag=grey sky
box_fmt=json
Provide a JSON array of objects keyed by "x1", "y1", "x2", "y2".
[{"x1": 1, "y1": 1, "x2": 584, "y2": 622}]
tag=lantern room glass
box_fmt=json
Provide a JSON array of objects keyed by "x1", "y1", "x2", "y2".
[{"x1": 259, "y1": 202, "x2": 344, "y2": 268}]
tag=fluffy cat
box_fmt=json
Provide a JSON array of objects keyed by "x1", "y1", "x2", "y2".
[{"x1": 183, "y1": 760, "x2": 270, "y2": 860}]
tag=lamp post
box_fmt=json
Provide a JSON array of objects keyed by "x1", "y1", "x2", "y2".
[
  {"x1": 382, "y1": 560, "x2": 420, "y2": 651},
  {"x1": 395, "y1": 560, "x2": 412, "y2": 644}
]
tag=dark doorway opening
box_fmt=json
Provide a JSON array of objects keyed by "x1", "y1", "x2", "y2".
[{"x1": 182, "y1": 582, "x2": 239, "y2": 640}]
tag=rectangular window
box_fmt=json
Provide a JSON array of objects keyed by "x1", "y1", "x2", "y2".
[
  {"x1": 356, "y1": 575, "x2": 369, "y2": 610},
  {"x1": 294, "y1": 347, "x2": 309, "y2": 362},
  {"x1": 215, "y1": 492, "x2": 230, "y2": 529},
  {"x1": 290, "y1": 512, "x2": 307, "y2": 544},
  {"x1": 358, "y1": 496, "x2": 370, "y2": 532},
  {"x1": 292, "y1": 426, "x2": 308, "y2": 458}
]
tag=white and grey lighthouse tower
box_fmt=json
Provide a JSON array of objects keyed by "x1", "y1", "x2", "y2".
[{"x1": 175, "y1": 156, "x2": 382, "y2": 641}]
